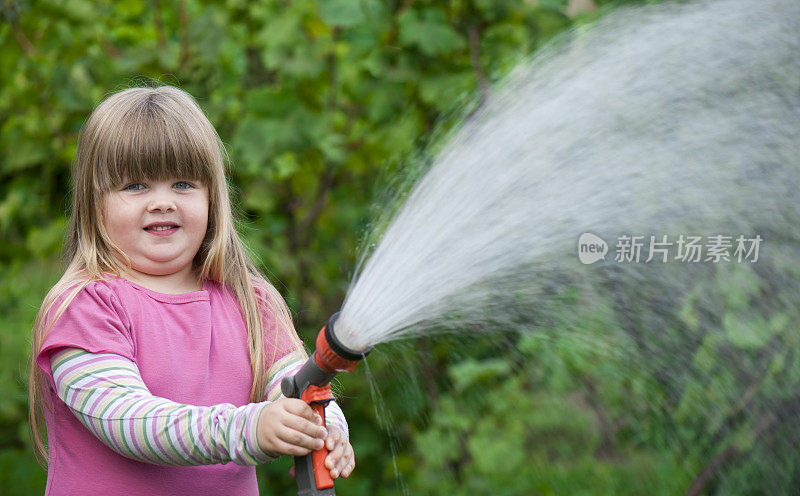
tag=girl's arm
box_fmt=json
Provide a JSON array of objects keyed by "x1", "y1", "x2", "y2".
[
  {"x1": 263, "y1": 351, "x2": 349, "y2": 439},
  {"x1": 50, "y1": 347, "x2": 274, "y2": 466}
]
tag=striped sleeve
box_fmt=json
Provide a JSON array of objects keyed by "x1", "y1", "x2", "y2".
[
  {"x1": 264, "y1": 351, "x2": 349, "y2": 439},
  {"x1": 49, "y1": 347, "x2": 274, "y2": 466}
]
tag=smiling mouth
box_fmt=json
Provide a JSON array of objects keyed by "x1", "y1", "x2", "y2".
[{"x1": 144, "y1": 225, "x2": 178, "y2": 231}]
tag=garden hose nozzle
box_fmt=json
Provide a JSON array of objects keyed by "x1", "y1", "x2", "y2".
[{"x1": 281, "y1": 312, "x2": 372, "y2": 496}]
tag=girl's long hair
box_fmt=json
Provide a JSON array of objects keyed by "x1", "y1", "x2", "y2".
[{"x1": 28, "y1": 86, "x2": 305, "y2": 468}]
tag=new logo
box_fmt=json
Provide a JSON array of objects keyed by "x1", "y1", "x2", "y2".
[{"x1": 578, "y1": 233, "x2": 608, "y2": 264}]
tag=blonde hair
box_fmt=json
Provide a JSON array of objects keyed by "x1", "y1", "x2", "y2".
[{"x1": 28, "y1": 85, "x2": 305, "y2": 468}]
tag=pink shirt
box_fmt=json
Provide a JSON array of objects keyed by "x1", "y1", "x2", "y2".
[{"x1": 36, "y1": 277, "x2": 296, "y2": 496}]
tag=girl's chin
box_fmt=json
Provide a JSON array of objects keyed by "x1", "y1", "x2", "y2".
[{"x1": 128, "y1": 261, "x2": 194, "y2": 277}]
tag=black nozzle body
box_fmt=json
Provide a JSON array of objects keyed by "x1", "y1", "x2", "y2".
[
  {"x1": 281, "y1": 355, "x2": 335, "y2": 399},
  {"x1": 281, "y1": 311, "x2": 372, "y2": 398}
]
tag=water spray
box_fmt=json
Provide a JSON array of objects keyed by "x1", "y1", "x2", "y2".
[
  {"x1": 283, "y1": 0, "x2": 800, "y2": 492},
  {"x1": 281, "y1": 312, "x2": 372, "y2": 496}
]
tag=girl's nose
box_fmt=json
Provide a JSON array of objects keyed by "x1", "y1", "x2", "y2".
[{"x1": 147, "y1": 196, "x2": 176, "y2": 213}]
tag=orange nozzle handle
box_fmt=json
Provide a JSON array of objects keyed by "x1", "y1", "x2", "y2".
[
  {"x1": 302, "y1": 385, "x2": 335, "y2": 490},
  {"x1": 310, "y1": 402, "x2": 334, "y2": 489}
]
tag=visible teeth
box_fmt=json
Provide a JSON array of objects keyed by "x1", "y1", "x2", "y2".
[{"x1": 148, "y1": 226, "x2": 175, "y2": 231}]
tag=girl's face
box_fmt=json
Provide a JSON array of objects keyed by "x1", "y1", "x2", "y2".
[{"x1": 103, "y1": 178, "x2": 209, "y2": 281}]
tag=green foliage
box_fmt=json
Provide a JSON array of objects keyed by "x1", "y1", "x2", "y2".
[
  {"x1": 0, "y1": 261, "x2": 59, "y2": 496},
  {"x1": 0, "y1": 0, "x2": 589, "y2": 493},
  {"x1": 6, "y1": 1, "x2": 794, "y2": 495},
  {"x1": 407, "y1": 305, "x2": 692, "y2": 496}
]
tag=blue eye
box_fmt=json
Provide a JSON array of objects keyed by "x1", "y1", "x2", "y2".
[
  {"x1": 174, "y1": 181, "x2": 194, "y2": 190},
  {"x1": 123, "y1": 183, "x2": 145, "y2": 191}
]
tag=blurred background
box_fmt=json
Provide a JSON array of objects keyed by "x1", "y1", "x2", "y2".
[{"x1": 3, "y1": 1, "x2": 792, "y2": 495}]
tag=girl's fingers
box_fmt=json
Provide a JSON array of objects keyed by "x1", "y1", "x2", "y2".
[
  {"x1": 340, "y1": 457, "x2": 355, "y2": 478},
  {"x1": 277, "y1": 427, "x2": 325, "y2": 451},
  {"x1": 325, "y1": 440, "x2": 345, "y2": 470},
  {"x1": 281, "y1": 398, "x2": 319, "y2": 423},
  {"x1": 334, "y1": 453, "x2": 349, "y2": 477},
  {"x1": 325, "y1": 428, "x2": 342, "y2": 450},
  {"x1": 258, "y1": 399, "x2": 330, "y2": 456},
  {"x1": 282, "y1": 412, "x2": 327, "y2": 440},
  {"x1": 269, "y1": 438, "x2": 313, "y2": 457},
  {"x1": 326, "y1": 439, "x2": 355, "y2": 478}
]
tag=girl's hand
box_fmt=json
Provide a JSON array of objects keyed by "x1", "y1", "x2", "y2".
[
  {"x1": 256, "y1": 398, "x2": 327, "y2": 457},
  {"x1": 324, "y1": 425, "x2": 355, "y2": 479}
]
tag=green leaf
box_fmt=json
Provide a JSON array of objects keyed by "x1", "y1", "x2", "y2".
[
  {"x1": 1, "y1": 137, "x2": 47, "y2": 173},
  {"x1": 272, "y1": 151, "x2": 299, "y2": 180},
  {"x1": 721, "y1": 264, "x2": 761, "y2": 310},
  {"x1": 418, "y1": 72, "x2": 475, "y2": 110},
  {"x1": 244, "y1": 87, "x2": 300, "y2": 118},
  {"x1": 724, "y1": 312, "x2": 771, "y2": 349},
  {"x1": 63, "y1": 0, "x2": 97, "y2": 21},
  {"x1": 448, "y1": 358, "x2": 510, "y2": 391},
  {"x1": 692, "y1": 333, "x2": 720, "y2": 373},
  {"x1": 398, "y1": 8, "x2": 466, "y2": 57},
  {"x1": 319, "y1": 0, "x2": 365, "y2": 28},
  {"x1": 116, "y1": 0, "x2": 146, "y2": 17},
  {"x1": 26, "y1": 217, "x2": 67, "y2": 258},
  {"x1": 232, "y1": 118, "x2": 297, "y2": 173}
]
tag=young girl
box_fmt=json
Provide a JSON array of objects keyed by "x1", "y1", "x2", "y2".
[{"x1": 27, "y1": 86, "x2": 355, "y2": 495}]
